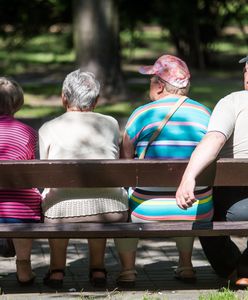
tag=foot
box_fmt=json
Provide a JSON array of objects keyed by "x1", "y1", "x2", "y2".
[
  {"x1": 43, "y1": 269, "x2": 65, "y2": 289},
  {"x1": 89, "y1": 268, "x2": 107, "y2": 287},
  {"x1": 116, "y1": 269, "x2": 137, "y2": 288},
  {"x1": 174, "y1": 266, "x2": 196, "y2": 284},
  {"x1": 16, "y1": 259, "x2": 36, "y2": 286}
]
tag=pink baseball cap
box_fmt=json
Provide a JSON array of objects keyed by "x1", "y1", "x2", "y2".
[{"x1": 139, "y1": 54, "x2": 190, "y2": 88}]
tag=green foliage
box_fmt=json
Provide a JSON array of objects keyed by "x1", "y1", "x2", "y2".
[
  {"x1": 119, "y1": 0, "x2": 248, "y2": 68},
  {"x1": 0, "y1": 0, "x2": 72, "y2": 48}
]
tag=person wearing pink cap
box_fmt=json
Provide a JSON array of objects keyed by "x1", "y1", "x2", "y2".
[
  {"x1": 176, "y1": 56, "x2": 248, "y2": 287},
  {"x1": 121, "y1": 54, "x2": 213, "y2": 283}
]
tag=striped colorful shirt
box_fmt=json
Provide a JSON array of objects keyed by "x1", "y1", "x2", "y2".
[
  {"x1": 0, "y1": 115, "x2": 41, "y2": 220},
  {"x1": 125, "y1": 96, "x2": 213, "y2": 222}
]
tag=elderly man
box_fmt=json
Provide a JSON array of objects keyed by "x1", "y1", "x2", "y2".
[
  {"x1": 121, "y1": 54, "x2": 213, "y2": 282},
  {"x1": 176, "y1": 56, "x2": 248, "y2": 286}
]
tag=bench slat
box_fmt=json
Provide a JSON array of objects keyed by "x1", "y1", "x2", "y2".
[
  {"x1": 0, "y1": 158, "x2": 246, "y2": 188},
  {"x1": 1, "y1": 222, "x2": 248, "y2": 238}
]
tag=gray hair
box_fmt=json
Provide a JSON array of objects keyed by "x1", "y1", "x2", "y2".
[
  {"x1": 164, "y1": 81, "x2": 190, "y2": 96},
  {"x1": 62, "y1": 70, "x2": 100, "y2": 109},
  {"x1": 154, "y1": 76, "x2": 190, "y2": 96},
  {"x1": 0, "y1": 77, "x2": 24, "y2": 115}
]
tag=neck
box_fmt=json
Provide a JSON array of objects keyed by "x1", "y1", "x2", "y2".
[
  {"x1": 66, "y1": 107, "x2": 93, "y2": 112},
  {"x1": 154, "y1": 93, "x2": 184, "y2": 101}
]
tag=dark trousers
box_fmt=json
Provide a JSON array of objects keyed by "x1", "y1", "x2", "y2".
[{"x1": 199, "y1": 187, "x2": 248, "y2": 278}]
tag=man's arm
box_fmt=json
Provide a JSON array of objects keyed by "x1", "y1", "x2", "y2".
[{"x1": 176, "y1": 131, "x2": 226, "y2": 210}]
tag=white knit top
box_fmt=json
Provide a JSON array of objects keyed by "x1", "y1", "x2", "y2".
[{"x1": 39, "y1": 111, "x2": 128, "y2": 219}]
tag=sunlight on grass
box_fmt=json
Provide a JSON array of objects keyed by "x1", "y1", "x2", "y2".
[
  {"x1": 190, "y1": 81, "x2": 241, "y2": 110},
  {"x1": 212, "y1": 42, "x2": 248, "y2": 55},
  {"x1": 0, "y1": 50, "x2": 74, "y2": 64},
  {"x1": 16, "y1": 106, "x2": 63, "y2": 118}
]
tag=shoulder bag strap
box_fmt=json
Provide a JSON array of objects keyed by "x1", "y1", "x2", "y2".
[{"x1": 139, "y1": 96, "x2": 188, "y2": 159}]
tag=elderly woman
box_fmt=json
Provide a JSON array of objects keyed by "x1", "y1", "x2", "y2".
[
  {"x1": 39, "y1": 70, "x2": 136, "y2": 288},
  {"x1": 121, "y1": 55, "x2": 213, "y2": 283},
  {"x1": 0, "y1": 77, "x2": 42, "y2": 285}
]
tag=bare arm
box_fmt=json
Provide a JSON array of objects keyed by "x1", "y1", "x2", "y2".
[
  {"x1": 176, "y1": 131, "x2": 226, "y2": 209},
  {"x1": 120, "y1": 132, "x2": 135, "y2": 159}
]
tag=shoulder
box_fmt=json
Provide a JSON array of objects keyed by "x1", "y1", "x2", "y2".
[
  {"x1": 126, "y1": 101, "x2": 161, "y2": 127},
  {"x1": 185, "y1": 98, "x2": 211, "y2": 115},
  {"x1": 39, "y1": 114, "x2": 64, "y2": 133},
  {"x1": 214, "y1": 90, "x2": 248, "y2": 108},
  {"x1": 14, "y1": 119, "x2": 37, "y2": 137},
  {"x1": 94, "y1": 112, "x2": 119, "y2": 129}
]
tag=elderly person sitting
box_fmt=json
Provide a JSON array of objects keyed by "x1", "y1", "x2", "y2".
[
  {"x1": 0, "y1": 77, "x2": 42, "y2": 285},
  {"x1": 121, "y1": 54, "x2": 213, "y2": 283},
  {"x1": 39, "y1": 70, "x2": 136, "y2": 288}
]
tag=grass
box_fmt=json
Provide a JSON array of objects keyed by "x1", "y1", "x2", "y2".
[
  {"x1": 76, "y1": 289, "x2": 248, "y2": 300},
  {"x1": 199, "y1": 287, "x2": 248, "y2": 300},
  {"x1": 0, "y1": 26, "x2": 246, "y2": 119}
]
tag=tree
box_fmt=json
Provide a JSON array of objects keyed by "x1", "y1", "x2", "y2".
[{"x1": 73, "y1": 0, "x2": 125, "y2": 100}]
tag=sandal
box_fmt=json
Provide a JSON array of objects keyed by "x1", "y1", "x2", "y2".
[
  {"x1": 116, "y1": 269, "x2": 137, "y2": 288},
  {"x1": 89, "y1": 268, "x2": 107, "y2": 287},
  {"x1": 43, "y1": 269, "x2": 65, "y2": 289},
  {"x1": 16, "y1": 259, "x2": 36, "y2": 286},
  {"x1": 174, "y1": 266, "x2": 196, "y2": 284}
]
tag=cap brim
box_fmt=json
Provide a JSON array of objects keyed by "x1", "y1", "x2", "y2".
[
  {"x1": 239, "y1": 56, "x2": 248, "y2": 63},
  {"x1": 139, "y1": 65, "x2": 155, "y2": 75}
]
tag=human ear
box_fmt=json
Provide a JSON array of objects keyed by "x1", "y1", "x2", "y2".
[{"x1": 61, "y1": 93, "x2": 68, "y2": 109}]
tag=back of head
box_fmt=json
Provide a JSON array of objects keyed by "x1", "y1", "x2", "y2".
[
  {"x1": 62, "y1": 70, "x2": 100, "y2": 110},
  {"x1": 0, "y1": 77, "x2": 24, "y2": 115},
  {"x1": 139, "y1": 54, "x2": 191, "y2": 95}
]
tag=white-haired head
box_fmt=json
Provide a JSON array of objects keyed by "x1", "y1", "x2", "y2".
[{"x1": 62, "y1": 70, "x2": 100, "y2": 110}]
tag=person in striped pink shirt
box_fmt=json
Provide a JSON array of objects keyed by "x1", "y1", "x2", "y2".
[{"x1": 0, "y1": 77, "x2": 42, "y2": 285}]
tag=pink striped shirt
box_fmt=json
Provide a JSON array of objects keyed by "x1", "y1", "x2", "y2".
[{"x1": 0, "y1": 115, "x2": 41, "y2": 220}]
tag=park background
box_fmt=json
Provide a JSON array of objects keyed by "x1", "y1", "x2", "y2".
[
  {"x1": 0, "y1": 0, "x2": 247, "y2": 125},
  {"x1": 0, "y1": 1, "x2": 248, "y2": 299}
]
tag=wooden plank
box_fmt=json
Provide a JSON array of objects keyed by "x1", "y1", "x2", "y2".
[
  {"x1": 0, "y1": 158, "x2": 246, "y2": 188},
  {"x1": 1, "y1": 221, "x2": 248, "y2": 238}
]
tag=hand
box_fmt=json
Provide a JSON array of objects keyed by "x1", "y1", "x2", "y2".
[{"x1": 176, "y1": 177, "x2": 197, "y2": 210}]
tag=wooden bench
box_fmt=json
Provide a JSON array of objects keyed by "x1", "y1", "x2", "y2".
[{"x1": 0, "y1": 158, "x2": 248, "y2": 239}]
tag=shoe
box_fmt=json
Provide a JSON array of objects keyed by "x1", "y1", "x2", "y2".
[
  {"x1": 174, "y1": 266, "x2": 196, "y2": 284},
  {"x1": 89, "y1": 268, "x2": 107, "y2": 287},
  {"x1": 16, "y1": 259, "x2": 36, "y2": 286},
  {"x1": 235, "y1": 277, "x2": 248, "y2": 288},
  {"x1": 43, "y1": 269, "x2": 65, "y2": 289},
  {"x1": 116, "y1": 269, "x2": 137, "y2": 288}
]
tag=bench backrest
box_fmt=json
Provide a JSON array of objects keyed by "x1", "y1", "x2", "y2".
[{"x1": 0, "y1": 158, "x2": 246, "y2": 188}]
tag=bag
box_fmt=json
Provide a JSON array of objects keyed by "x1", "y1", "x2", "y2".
[{"x1": 0, "y1": 238, "x2": 16, "y2": 257}]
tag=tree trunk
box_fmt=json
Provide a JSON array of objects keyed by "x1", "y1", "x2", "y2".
[{"x1": 73, "y1": 0, "x2": 125, "y2": 100}]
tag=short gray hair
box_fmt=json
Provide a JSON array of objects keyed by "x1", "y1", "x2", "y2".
[
  {"x1": 62, "y1": 70, "x2": 100, "y2": 109},
  {"x1": 0, "y1": 77, "x2": 24, "y2": 115},
  {"x1": 154, "y1": 76, "x2": 190, "y2": 96},
  {"x1": 164, "y1": 81, "x2": 190, "y2": 96}
]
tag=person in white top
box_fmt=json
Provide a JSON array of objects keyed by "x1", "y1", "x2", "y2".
[
  {"x1": 176, "y1": 56, "x2": 248, "y2": 287},
  {"x1": 39, "y1": 70, "x2": 137, "y2": 289}
]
